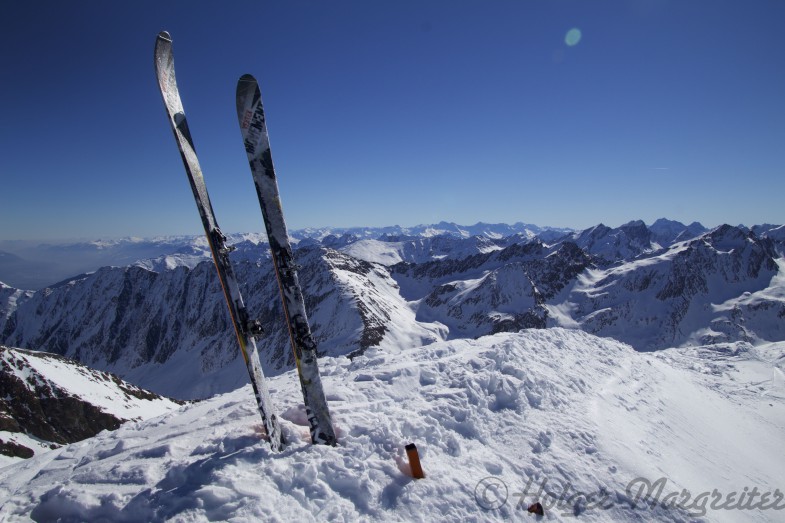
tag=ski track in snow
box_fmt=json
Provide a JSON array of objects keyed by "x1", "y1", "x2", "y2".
[
  {"x1": 1, "y1": 329, "x2": 784, "y2": 522},
  {"x1": 592, "y1": 342, "x2": 785, "y2": 523}
]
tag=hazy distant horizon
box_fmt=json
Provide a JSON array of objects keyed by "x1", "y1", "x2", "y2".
[{"x1": 2, "y1": 216, "x2": 781, "y2": 244}]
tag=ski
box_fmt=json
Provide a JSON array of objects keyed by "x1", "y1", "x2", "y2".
[
  {"x1": 154, "y1": 32, "x2": 283, "y2": 451},
  {"x1": 236, "y1": 74, "x2": 337, "y2": 446}
]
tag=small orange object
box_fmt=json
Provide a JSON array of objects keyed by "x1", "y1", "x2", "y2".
[{"x1": 405, "y1": 443, "x2": 425, "y2": 479}]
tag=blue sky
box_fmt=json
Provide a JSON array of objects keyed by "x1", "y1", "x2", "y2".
[{"x1": 1, "y1": 1, "x2": 784, "y2": 240}]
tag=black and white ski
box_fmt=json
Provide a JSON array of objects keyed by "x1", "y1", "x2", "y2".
[
  {"x1": 236, "y1": 74, "x2": 337, "y2": 446},
  {"x1": 154, "y1": 32, "x2": 283, "y2": 451}
]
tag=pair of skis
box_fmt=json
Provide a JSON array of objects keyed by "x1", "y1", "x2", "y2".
[{"x1": 154, "y1": 31, "x2": 336, "y2": 450}]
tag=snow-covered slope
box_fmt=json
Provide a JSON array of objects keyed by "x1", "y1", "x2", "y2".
[
  {"x1": 0, "y1": 283, "x2": 32, "y2": 322},
  {"x1": 1, "y1": 329, "x2": 782, "y2": 521},
  {"x1": 0, "y1": 345, "x2": 179, "y2": 467},
  {"x1": 763, "y1": 224, "x2": 785, "y2": 257}
]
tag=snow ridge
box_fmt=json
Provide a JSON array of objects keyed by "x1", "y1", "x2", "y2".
[{"x1": 0, "y1": 346, "x2": 179, "y2": 467}]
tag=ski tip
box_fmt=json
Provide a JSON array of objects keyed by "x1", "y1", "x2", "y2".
[
  {"x1": 239, "y1": 73, "x2": 257, "y2": 84},
  {"x1": 157, "y1": 30, "x2": 172, "y2": 42}
]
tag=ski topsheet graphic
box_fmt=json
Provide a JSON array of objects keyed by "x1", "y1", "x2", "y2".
[
  {"x1": 154, "y1": 32, "x2": 283, "y2": 451},
  {"x1": 236, "y1": 74, "x2": 337, "y2": 446}
]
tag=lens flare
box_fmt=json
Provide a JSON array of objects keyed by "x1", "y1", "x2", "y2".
[{"x1": 565, "y1": 28, "x2": 582, "y2": 46}]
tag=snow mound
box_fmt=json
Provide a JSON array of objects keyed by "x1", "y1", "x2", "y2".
[{"x1": 1, "y1": 329, "x2": 782, "y2": 521}]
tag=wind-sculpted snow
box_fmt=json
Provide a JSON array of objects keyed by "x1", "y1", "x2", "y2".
[{"x1": 1, "y1": 329, "x2": 782, "y2": 521}]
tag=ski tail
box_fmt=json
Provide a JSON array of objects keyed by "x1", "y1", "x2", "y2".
[
  {"x1": 236, "y1": 74, "x2": 337, "y2": 446},
  {"x1": 154, "y1": 32, "x2": 284, "y2": 451}
]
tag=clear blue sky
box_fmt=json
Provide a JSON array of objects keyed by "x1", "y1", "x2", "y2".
[{"x1": 1, "y1": 1, "x2": 784, "y2": 241}]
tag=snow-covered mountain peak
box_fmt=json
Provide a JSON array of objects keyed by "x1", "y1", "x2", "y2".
[
  {"x1": 649, "y1": 218, "x2": 708, "y2": 245},
  {"x1": 703, "y1": 224, "x2": 755, "y2": 253},
  {"x1": 569, "y1": 222, "x2": 656, "y2": 264}
]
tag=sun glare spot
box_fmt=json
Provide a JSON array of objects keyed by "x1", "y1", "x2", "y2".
[{"x1": 565, "y1": 28, "x2": 582, "y2": 47}]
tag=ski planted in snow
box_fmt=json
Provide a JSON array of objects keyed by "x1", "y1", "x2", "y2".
[
  {"x1": 154, "y1": 32, "x2": 284, "y2": 451},
  {"x1": 236, "y1": 74, "x2": 337, "y2": 446}
]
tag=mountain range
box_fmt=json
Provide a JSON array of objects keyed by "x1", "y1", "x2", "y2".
[
  {"x1": 1, "y1": 219, "x2": 783, "y2": 401},
  {"x1": 0, "y1": 222, "x2": 562, "y2": 291}
]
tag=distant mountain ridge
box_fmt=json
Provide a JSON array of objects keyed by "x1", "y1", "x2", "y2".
[
  {"x1": 0, "y1": 223, "x2": 562, "y2": 290},
  {"x1": 0, "y1": 219, "x2": 758, "y2": 290}
]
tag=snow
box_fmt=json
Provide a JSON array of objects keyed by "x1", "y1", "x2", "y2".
[
  {"x1": 548, "y1": 229, "x2": 784, "y2": 350},
  {"x1": 2, "y1": 328, "x2": 783, "y2": 521},
  {"x1": 8, "y1": 350, "x2": 177, "y2": 421},
  {"x1": 594, "y1": 343, "x2": 785, "y2": 522},
  {"x1": 716, "y1": 258, "x2": 785, "y2": 306},
  {"x1": 0, "y1": 284, "x2": 31, "y2": 320},
  {"x1": 340, "y1": 237, "x2": 504, "y2": 267},
  {"x1": 0, "y1": 346, "x2": 181, "y2": 469},
  {"x1": 0, "y1": 432, "x2": 54, "y2": 466},
  {"x1": 134, "y1": 254, "x2": 208, "y2": 272},
  {"x1": 342, "y1": 240, "x2": 407, "y2": 266}
]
